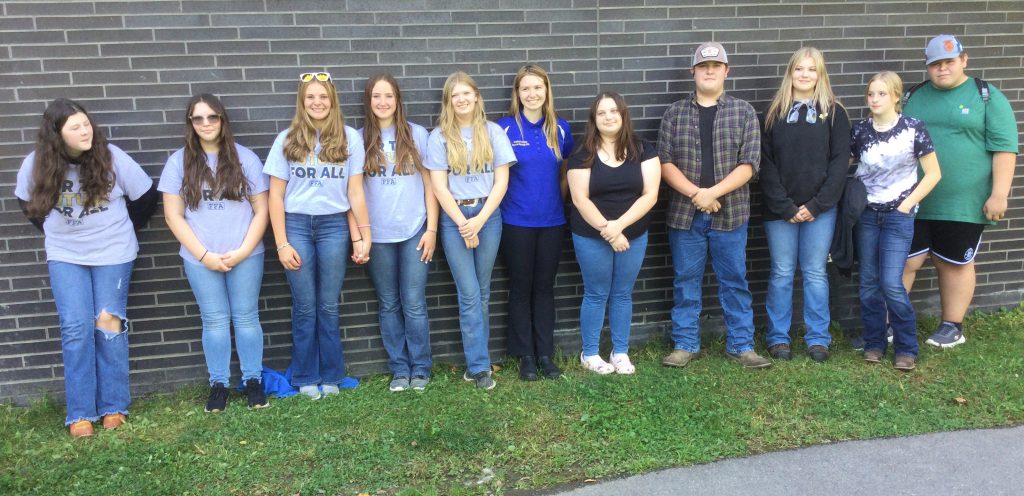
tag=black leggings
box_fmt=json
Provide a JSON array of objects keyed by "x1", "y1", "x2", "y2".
[{"x1": 501, "y1": 224, "x2": 565, "y2": 357}]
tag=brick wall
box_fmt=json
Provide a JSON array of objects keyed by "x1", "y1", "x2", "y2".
[{"x1": 1, "y1": 0, "x2": 1021, "y2": 404}]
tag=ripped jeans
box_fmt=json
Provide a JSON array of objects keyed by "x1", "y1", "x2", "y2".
[{"x1": 48, "y1": 260, "x2": 133, "y2": 426}]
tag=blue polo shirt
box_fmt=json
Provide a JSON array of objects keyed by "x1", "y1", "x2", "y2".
[{"x1": 497, "y1": 114, "x2": 573, "y2": 228}]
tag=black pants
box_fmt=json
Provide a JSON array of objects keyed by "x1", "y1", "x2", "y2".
[{"x1": 501, "y1": 223, "x2": 564, "y2": 357}]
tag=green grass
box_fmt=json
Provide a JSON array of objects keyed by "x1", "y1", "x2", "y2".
[{"x1": 3, "y1": 306, "x2": 1023, "y2": 495}]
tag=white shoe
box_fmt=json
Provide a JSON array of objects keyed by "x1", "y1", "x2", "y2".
[
  {"x1": 609, "y1": 352, "x2": 635, "y2": 375},
  {"x1": 580, "y1": 353, "x2": 614, "y2": 375}
]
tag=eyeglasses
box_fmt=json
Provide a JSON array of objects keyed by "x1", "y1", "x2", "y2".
[
  {"x1": 190, "y1": 114, "x2": 221, "y2": 125},
  {"x1": 300, "y1": 72, "x2": 332, "y2": 83}
]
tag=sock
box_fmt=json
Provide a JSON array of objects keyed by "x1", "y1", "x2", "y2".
[{"x1": 943, "y1": 320, "x2": 963, "y2": 331}]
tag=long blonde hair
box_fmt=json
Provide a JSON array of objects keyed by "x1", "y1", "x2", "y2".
[
  {"x1": 438, "y1": 71, "x2": 492, "y2": 175},
  {"x1": 284, "y1": 77, "x2": 349, "y2": 164},
  {"x1": 509, "y1": 64, "x2": 562, "y2": 160},
  {"x1": 764, "y1": 47, "x2": 840, "y2": 130}
]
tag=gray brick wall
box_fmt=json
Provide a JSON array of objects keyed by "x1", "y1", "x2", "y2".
[{"x1": 1, "y1": 1, "x2": 1021, "y2": 404}]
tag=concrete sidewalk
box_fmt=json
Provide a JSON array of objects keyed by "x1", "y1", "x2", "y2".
[{"x1": 551, "y1": 425, "x2": 1024, "y2": 495}]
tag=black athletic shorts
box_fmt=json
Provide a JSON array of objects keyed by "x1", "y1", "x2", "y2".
[{"x1": 909, "y1": 219, "x2": 985, "y2": 265}]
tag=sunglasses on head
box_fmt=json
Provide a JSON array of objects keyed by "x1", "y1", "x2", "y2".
[
  {"x1": 190, "y1": 114, "x2": 221, "y2": 125},
  {"x1": 300, "y1": 72, "x2": 332, "y2": 83}
]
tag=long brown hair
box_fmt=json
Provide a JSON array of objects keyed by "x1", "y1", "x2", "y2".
[
  {"x1": 27, "y1": 98, "x2": 113, "y2": 218},
  {"x1": 438, "y1": 71, "x2": 492, "y2": 175},
  {"x1": 764, "y1": 47, "x2": 841, "y2": 130},
  {"x1": 180, "y1": 94, "x2": 247, "y2": 210},
  {"x1": 283, "y1": 76, "x2": 349, "y2": 164},
  {"x1": 509, "y1": 64, "x2": 563, "y2": 160},
  {"x1": 362, "y1": 73, "x2": 422, "y2": 176},
  {"x1": 578, "y1": 92, "x2": 641, "y2": 168}
]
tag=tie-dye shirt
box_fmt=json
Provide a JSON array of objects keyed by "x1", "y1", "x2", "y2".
[{"x1": 851, "y1": 115, "x2": 935, "y2": 205}]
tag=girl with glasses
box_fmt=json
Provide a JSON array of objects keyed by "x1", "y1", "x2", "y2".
[
  {"x1": 264, "y1": 72, "x2": 369, "y2": 399},
  {"x1": 424, "y1": 71, "x2": 516, "y2": 390},
  {"x1": 359, "y1": 73, "x2": 438, "y2": 392},
  {"x1": 15, "y1": 98, "x2": 157, "y2": 437},
  {"x1": 159, "y1": 94, "x2": 270, "y2": 412}
]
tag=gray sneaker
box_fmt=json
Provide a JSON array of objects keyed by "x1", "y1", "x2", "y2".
[
  {"x1": 463, "y1": 370, "x2": 496, "y2": 390},
  {"x1": 886, "y1": 325, "x2": 894, "y2": 344},
  {"x1": 389, "y1": 377, "x2": 410, "y2": 392},
  {"x1": 725, "y1": 351, "x2": 773, "y2": 369},
  {"x1": 926, "y1": 321, "x2": 966, "y2": 348},
  {"x1": 410, "y1": 376, "x2": 429, "y2": 391}
]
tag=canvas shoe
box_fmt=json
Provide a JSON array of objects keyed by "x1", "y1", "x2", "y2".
[{"x1": 925, "y1": 321, "x2": 966, "y2": 348}]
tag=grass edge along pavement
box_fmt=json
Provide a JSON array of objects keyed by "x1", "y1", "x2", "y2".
[{"x1": 1, "y1": 306, "x2": 1022, "y2": 495}]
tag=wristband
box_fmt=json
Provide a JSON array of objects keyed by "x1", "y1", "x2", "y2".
[
  {"x1": 199, "y1": 249, "x2": 208, "y2": 262},
  {"x1": 353, "y1": 238, "x2": 363, "y2": 243},
  {"x1": 357, "y1": 224, "x2": 371, "y2": 228},
  {"x1": 277, "y1": 242, "x2": 291, "y2": 250},
  {"x1": 426, "y1": 229, "x2": 437, "y2": 233}
]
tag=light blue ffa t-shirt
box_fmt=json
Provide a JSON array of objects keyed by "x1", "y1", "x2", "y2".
[
  {"x1": 14, "y1": 144, "x2": 153, "y2": 265},
  {"x1": 423, "y1": 121, "x2": 517, "y2": 200},
  {"x1": 358, "y1": 123, "x2": 430, "y2": 243},
  {"x1": 158, "y1": 143, "x2": 270, "y2": 265},
  {"x1": 496, "y1": 114, "x2": 573, "y2": 227},
  {"x1": 262, "y1": 126, "x2": 365, "y2": 215}
]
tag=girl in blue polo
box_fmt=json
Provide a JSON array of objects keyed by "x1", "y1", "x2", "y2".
[
  {"x1": 360, "y1": 73, "x2": 438, "y2": 392},
  {"x1": 425, "y1": 71, "x2": 516, "y2": 390},
  {"x1": 264, "y1": 72, "x2": 369, "y2": 399},
  {"x1": 497, "y1": 64, "x2": 573, "y2": 381}
]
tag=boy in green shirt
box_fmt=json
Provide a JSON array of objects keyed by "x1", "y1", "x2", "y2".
[{"x1": 902, "y1": 35, "x2": 1019, "y2": 348}]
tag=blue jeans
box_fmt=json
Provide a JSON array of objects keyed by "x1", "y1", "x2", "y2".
[
  {"x1": 48, "y1": 260, "x2": 133, "y2": 426},
  {"x1": 367, "y1": 225, "x2": 432, "y2": 378},
  {"x1": 439, "y1": 204, "x2": 502, "y2": 375},
  {"x1": 285, "y1": 212, "x2": 350, "y2": 387},
  {"x1": 573, "y1": 232, "x2": 648, "y2": 357},
  {"x1": 856, "y1": 208, "x2": 918, "y2": 357},
  {"x1": 183, "y1": 253, "x2": 265, "y2": 386},
  {"x1": 669, "y1": 213, "x2": 755, "y2": 354},
  {"x1": 763, "y1": 208, "x2": 837, "y2": 349}
]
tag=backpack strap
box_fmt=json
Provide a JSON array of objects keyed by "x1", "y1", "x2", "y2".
[
  {"x1": 975, "y1": 77, "x2": 990, "y2": 102},
  {"x1": 903, "y1": 81, "x2": 929, "y2": 107}
]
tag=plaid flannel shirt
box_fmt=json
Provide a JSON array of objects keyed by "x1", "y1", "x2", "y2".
[{"x1": 657, "y1": 92, "x2": 761, "y2": 231}]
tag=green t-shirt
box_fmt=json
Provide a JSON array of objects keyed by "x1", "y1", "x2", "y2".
[{"x1": 904, "y1": 77, "x2": 1019, "y2": 224}]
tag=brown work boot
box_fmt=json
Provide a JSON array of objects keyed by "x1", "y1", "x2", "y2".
[
  {"x1": 662, "y1": 349, "x2": 697, "y2": 368},
  {"x1": 863, "y1": 350, "x2": 884, "y2": 364},
  {"x1": 893, "y1": 354, "x2": 917, "y2": 371},
  {"x1": 726, "y1": 351, "x2": 772, "y2": 369}
]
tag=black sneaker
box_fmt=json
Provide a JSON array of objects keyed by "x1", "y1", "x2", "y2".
[
  {"x1": 205, "y1": 383, "x2": 229, "y2": 413},
  {"x1": 463, "y1": 370, "x2": 496, "y2": 390},
  {"x1": 245, "y1": 378, "x2": 269, "y2": 409},
  {"x1": 519, "y1": 356, "x2": 539, "y2": 381}
]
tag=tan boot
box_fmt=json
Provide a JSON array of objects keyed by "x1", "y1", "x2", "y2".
[{"x1": 662, "y1": 349, "x2": 697, "y2": 368}]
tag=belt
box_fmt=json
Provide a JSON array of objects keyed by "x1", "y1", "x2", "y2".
[{"x1": 456, "y1": 197, "x2": 486, "y2": 206}]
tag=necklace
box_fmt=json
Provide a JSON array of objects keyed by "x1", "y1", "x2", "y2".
[{"x1": 872, "y1": 115, "x2": 899, "y2": 132}]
